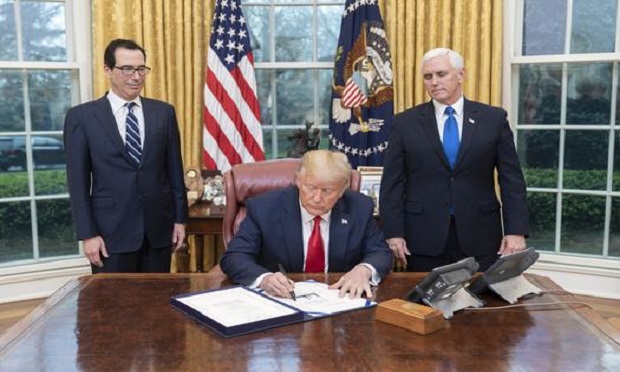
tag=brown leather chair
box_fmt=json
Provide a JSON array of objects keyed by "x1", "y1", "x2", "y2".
[{"x1": 222, "y1": 158, "x2": 361, "y2": 248}]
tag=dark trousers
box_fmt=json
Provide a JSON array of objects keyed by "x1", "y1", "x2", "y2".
[
  {"x1": 407, "y1": 218, "x2": 498, "y2": 272},
  {"x1": 91, "y1": 236, "x2": 172, "y2": 274}
]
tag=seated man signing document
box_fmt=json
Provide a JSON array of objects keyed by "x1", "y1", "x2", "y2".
[{"x1": 220, "y1": 150, "x2": 393, "y2": 299}]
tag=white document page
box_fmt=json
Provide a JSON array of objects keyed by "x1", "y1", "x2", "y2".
[
  {"x1": 267, "y1": 281, "x2": 375, "y2": 316},
  {"x1": 177, "y1": 287, "x2": 297, "y2": 327}
]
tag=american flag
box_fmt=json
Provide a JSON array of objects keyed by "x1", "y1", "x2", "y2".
[{"x1": 203, "y1": 0, "x2": 264, "y2": 172}]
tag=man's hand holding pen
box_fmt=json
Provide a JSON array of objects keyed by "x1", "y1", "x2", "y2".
[{"x1": 258, "y1": 265, "x2": 296, "y2": 300}]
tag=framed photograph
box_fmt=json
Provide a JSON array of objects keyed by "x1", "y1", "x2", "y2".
[{"x1": 357, "y1": 166, "x2": 383, "y2": 216}]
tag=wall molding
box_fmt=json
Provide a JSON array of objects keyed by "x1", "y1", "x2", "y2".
[
  {"x1": 0, "y1": 259, "x2": 90, "y2": 304},
  {"x1": 527, "y1": 254, "x2": 620, "y2": 300}
]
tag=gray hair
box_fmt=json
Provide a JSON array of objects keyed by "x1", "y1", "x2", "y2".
[{"x1": 422, "y1": 48, "x2": 464, "y2": 70}]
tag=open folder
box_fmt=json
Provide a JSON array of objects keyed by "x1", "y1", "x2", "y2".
[{"x1": 170, "y1": 281, "x2": 376, "y2": 338}]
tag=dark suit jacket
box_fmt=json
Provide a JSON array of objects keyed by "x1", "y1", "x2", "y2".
[
  {"x1": 63, "y1": 95, "x2": 188, "y2": 253},
  {"x1": 379, "y1": 99, "x2": 529, "y2": 257},
  {"x1": 220, "y1": 186, "x2": 393, "y2": 285}
]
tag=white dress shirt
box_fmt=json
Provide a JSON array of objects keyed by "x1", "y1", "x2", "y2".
[
  {"x1": 433, "y1": 95, "x2": 464, "y2": 143},
  {"x1": 107, "y1": 91, "x2": 145, "y2": 147},
  {"x1": 251, "y1": 202, "x2": 380, "y2": 288}
]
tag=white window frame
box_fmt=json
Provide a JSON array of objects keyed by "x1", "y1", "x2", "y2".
[
  {"x1": 0, "y1": 0, "x2": 92, "y2": 301},
  {"x1": 245, "y1": 0, "x2": 344, "y2": 158},
  {"x1": 503, "y1": 0, "x2": 620, "y2": 297}
]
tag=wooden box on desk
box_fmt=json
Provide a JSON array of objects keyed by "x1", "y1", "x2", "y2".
[{"x1": 375, "y1": 299, "x2": 445, "y2": 335}]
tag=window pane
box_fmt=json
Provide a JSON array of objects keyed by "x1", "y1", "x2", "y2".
[
  {"x1": 275, "y1": 6, "x2": 312, "y2": 62},
  {"x1": 612, "y1": 131, "x2": 620, "y2": 191},
  {"x1": 517, "y1": 64, "x2": 562, "y2": 125},
  {"x1": 21, "y1": 1, "x2": 66, "y2": 62},
  {"x1": 522, "y1": 0, "x2": 567, "y2": 55},
  {"x1": 518, "y1": 130, "x2": 559, "y2": 188},
  {"x1": 37, "y1": 199, "x2": 77, "y2": 258},
  {"x1": 29, "y1": 70, "x2": 73, "y2": 131},
  {"x1": 318, "y1": 68, "x2": 333, "y2": 126},
  {"x1": 0, "y1": 136, "x2": 28, "y2": 196},
  {"x1": 0, "y1": 201, "x2": 33, "y2": 263},
  {"x1": 610, "y1": 198, "x2": 620, "y2": 257},
  {"x1": 317, "y1": 5, "x2": 342, "y2": 62},
  {"x1": 244, "y1": 5, "x2": 269, "y2": 62},
  {"x1": 561, "y1": 194, "x2": 604, "y2": 255},
  {"x1": 0, "y1": 0, "x2": 18, "y2": 60},
  {"x1": 256, "y1": 69, "x2": 273, "y2": 125},
  {"x1": 263, "y1": 128, "x2": 306, "y2": 159},
  {"x1": 33, "y1": 135, "x2": 66, "y2": 196},
  {"x1": 527, "y1": 192, "x2": 556, "y2": 251},
  {"x1": 617, "y1": 68, "x2": 620, "y2": 126},
  {"x1": 276, "y1": 69, "x2": 313, "y2": 125},
  {"x1": 566, "y1": 63, "x2": 612, "y2": 125},
  {"x1": 570, "y1": 0, "x2": 617, "y2": 53},
  {"x1": 262, "y1": 128, "x2": 274, "y2": 159},
  {"x1": 282, "y1": 125, "x2": 322, "y2": 158},
  {"x1": 563, "y1": 130, "x2": 608, "y2": 190},
  {"x1": 0, "y1": 69, "x2": 25, "y2": 132}
]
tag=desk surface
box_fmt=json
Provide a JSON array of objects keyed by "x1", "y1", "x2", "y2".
[{"x1": 1, "y1": 273, "x2": 618, "y2": 371}]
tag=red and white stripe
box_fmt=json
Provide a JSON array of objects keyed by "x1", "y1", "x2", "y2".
[
  {"x1": 203, "y1": 49, "x2": 264, "y2": 173},
  {"x1": 341, "y1": 77, "x2": 367, "y2": 108}
]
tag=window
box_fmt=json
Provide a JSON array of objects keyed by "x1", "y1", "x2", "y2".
[
  {"x1": 512, "y1": 0, "x2": 620, "y2": 259},
  {"x1": 0, "y1": 0, "x2": 89, "y2": 267},
  {"x1": 243, "y1": 0, "x2": 345, "y2": 158}
]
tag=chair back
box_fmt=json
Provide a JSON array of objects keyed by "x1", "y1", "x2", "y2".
[{"x1": 223, "y1": 158, "x2": 361, "y2": 247}]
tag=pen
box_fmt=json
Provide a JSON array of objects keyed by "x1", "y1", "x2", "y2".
[{"x1": 278, "y1": 264, "x2": 296, "y2": 301}]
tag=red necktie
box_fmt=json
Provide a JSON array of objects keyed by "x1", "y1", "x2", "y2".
[{"x1": 305, "y1": 216, "x2": 325, "y2": 273}]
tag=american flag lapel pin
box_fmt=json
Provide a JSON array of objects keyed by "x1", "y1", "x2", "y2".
[
  {"x1": 341, "y1": 218, "x2": 348, "y2": 224},
  {"x1": 468, "y1": 118, "x2": 476, "y2": 124}
]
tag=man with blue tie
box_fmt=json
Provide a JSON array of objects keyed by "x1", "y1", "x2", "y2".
[
  {"x1": 64, "y1": 39, "x2": 188, "y2": 273},
  {"x1": 379, "y1": 48, "x2": 529, "y2": 272}
]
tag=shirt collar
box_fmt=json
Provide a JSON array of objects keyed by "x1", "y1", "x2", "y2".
[
  {"x1": 433, "y1": 95, "x2": 464, "y2": 118},
  {"x1": 106, "y1": 90, "x2": 142, "y2": 113},
  {"x1": 299, "y1": 201, "x2": 332, "y2": 224}
]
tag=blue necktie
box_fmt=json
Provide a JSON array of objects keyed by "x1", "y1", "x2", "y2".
[
  {"x1": 124, "y1": 102, "x2": 142, "y2": 165},
  {"x1": 443, "y1": 106, "x2": 459, "y2": 169}
]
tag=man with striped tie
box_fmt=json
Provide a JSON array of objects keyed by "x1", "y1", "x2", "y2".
[{"x1": 64, "y1": 39, "x2": 188, "y2": 273}]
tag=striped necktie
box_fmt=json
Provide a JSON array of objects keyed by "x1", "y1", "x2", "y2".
[{"x1": 124, "y1": 102, "x2": 142, "y2": 165}]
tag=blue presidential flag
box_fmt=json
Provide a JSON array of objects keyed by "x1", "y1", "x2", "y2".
[{"x1": 329, "y1": 0, "x2": 394, "y2": 168}]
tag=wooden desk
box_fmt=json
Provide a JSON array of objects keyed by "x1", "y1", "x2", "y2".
[
  {"x1": 187, "y1": 202, "x2": 224, "y2": 272},
  {"x1": 1, "y1": 273, "x2": 618, "y2": 371}
]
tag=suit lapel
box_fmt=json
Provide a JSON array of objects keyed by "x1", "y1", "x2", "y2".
[
  {"x1": 328, "y1": 197, "x2": 350, "y2": 271},
  {"x1": 140, "y1": 97, "x2": 154, "y2": 166},
  {"x1": 282, "y1": 188, "x2": 305, "y2": 272},
  {"x1": 419, "y1": 101, "x2": 451, "y2": 169},
  {"x1": 454, "y1": 99, "x2": 480, "y2": 170},
  {"x1": 92, "y1": 96, "x2": 135, "y2": 166}
]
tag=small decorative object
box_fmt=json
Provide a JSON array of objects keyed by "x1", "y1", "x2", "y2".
[
  {"x1": 287, "y1": 120, "x2": 321, "y2": 158},
  {"x1": 184, "y1": 166, "x2": 205, "y2": 207},
  {"x1": 358, "y1": 166, "x2": 383, "y2": 216},
  {"x1": 203, "y1": 175, "x2": 226, "y2": 206}
]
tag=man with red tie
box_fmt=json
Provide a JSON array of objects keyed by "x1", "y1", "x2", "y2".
[{"x1": 220, "y1": 150, "x2": 392, "y2": 299}]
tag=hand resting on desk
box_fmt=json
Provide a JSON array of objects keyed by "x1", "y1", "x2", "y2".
[{"x1": 329, "y1": 265, "x2": 373, "y2": 299}]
